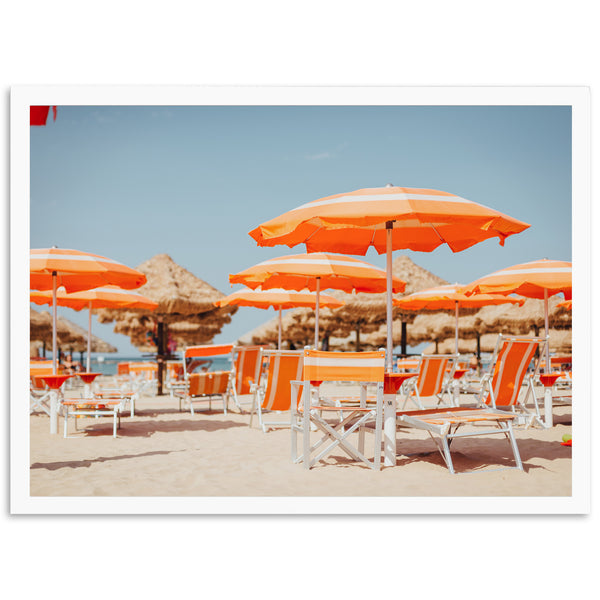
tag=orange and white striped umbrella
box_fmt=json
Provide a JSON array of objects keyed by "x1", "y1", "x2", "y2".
[
  {"x1": 30, "y1": 247, "x2": 147, "y2": 374},
  {"x1": 463, "y1": 259, "x2": 572, "y2": 372},
  {"x1": 230, "y1": 252, "x2": 405, "y2": 348},
  {"x1": 230, "y1": 253, "x2": 406, "y2": 293},
  {"x1": 30, "y1": 285, "x2": 158, "y2": 372},
  {"x1": 249, "y1": 185, "x2": 530, "y2": 255},
  {"x1": 557, "y1": 300, "x2": 572, "y2": 310},
  {"x1": 462, "y1": 259, "x2": 572, "y2": 300},
  {"x1": 393, "y1": 284, "x2": 524, "y2": 353},
  {"x1": 30, "y1": 247, "x2": 147, "y2": 293},
  {"x1": 215, "y1": 287, "x2": 344, "y2": 349},
  {"x1": 249, "y1": 185, "x2": 529, "y2": 371}
]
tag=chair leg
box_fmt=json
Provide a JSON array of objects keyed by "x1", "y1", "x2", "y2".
[
  {"x1": 302, "y1": 386, "x2": 311, "y2": 469},
  {"x1": 440, "y1": 434, "x2": 455, "y2": 475},
  {"x1": 505, "y1": 421, "x2": 523, "y2": 470}
]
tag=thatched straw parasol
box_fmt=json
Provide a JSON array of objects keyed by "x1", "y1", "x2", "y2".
[
  {"x1": 425, "y1": 328, "x2": 571, "y2": 355},
  {"x1": 58, "y1": 318, "x2": 118, "y2": 354},
  {"x1": 96, "y1": 254, "x2": 237, "y2": 394}
]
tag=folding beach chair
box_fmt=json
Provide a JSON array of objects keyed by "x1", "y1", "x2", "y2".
[
  {"x1": 29, "y1": 360, "x2": 56, "y2": 415},
  {"x1": 233, "y1": 345, "x2": 264, "y2": 412},
  {"x1": 248, "y1": 349, "x2": 303, "y2": 433},
  {"x1": 291, "y1": 349, "x2": 385, "y2": 470},
  {"x1": 401, "y1": 354, "x2": 458, "y2": 410},
  {"x1": 174, "y1": 344, "x2": 237, "y2": 414},
  {"x1": 395, "y1": 336, "x2": 548, "y2": 474}
]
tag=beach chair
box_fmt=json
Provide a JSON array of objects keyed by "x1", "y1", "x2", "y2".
[
  {"x1": 401, "y1": 354, "x2": 458, "y2": 410},
  {"x1": 394, "y1": 336, "x2": 548, "y2": 474},
  {"x1": 174, "y1": 344, "x2": 237, "y2": 414},
  {"x1": 62, "y1": 398, "x2": 122, "y2": 438},
  {"x1": 291, "y1": 349, "x2": 385, "y2": 470},
  {"x1": 475, "y1": 335, "x2": 548, "y2": 427},
  {"x1": 233, "y1": 345, "x2": 264, "y2": 412},
  {"x1": 248, "y1": 349, "x2": 303, "y2": 432},
  {"x1": 29, "y1": 360, "x2": 56, "y2": 415}
]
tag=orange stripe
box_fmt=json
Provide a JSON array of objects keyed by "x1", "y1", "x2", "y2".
[{"x1": 303, "y1": 350, "x2": 385, "y2": 383}]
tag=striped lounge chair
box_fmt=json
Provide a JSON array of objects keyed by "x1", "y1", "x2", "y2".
[
  {"x1": 396, "y1": 335, "x2": 548, "y2": 474},
  {"x1": 249, "y1": 349, "x2": 303, "y2": 433}
]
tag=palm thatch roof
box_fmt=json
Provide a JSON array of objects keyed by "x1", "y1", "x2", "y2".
[
  {"x1": 424, "y1": 328, "x2": 572, "y2": 355},
  {"x1": 58, "y1": 318, "x2": 118, "y2": 353},
  {"x1": 95, "y1": 254, "x2": 237, "y2": 350}
]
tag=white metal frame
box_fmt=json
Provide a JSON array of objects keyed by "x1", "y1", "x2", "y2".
[{"x1": 401, "y1": 353, "x2": 459, "y2": 410}]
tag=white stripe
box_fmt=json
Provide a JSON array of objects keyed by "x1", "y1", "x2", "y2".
[
  {"x1": 291, "y1": 192, "x2": 473, "y2": 211},
  {"x1": 31, "y1": 252, "x2": 121, "y2": 264},
  {"x1": 255, "y1": 257, "x2": 385, "y2": 272},
  {"x1": 485, "y1": 267, "x2": 571, "y2": 278},
  {"x1": 304, "y1": 357, "x2": 384, "y2": 369},
  {"x1": 409, "y1": 286, "x2": 462, "y2": 297}
]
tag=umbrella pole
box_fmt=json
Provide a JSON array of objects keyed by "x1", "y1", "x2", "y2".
[
  {"x1": 544, "y1": 288, "x2": 550, "y2": 372},
  {"x1": 385, "y1": 222, "x2": 393, "y2": 372},
  {"x1": 87, "y1": 300, "x2": 92, "y2": 373},
  {"x1": 278, "y1": 305, "x2": 282, "y2": 350},
  {"x1": 52, "y1": 272, "x2": 57, "y2": 375},
  {"x1": 383, "y1": 221, "x2": 396, "y2": 468},
  {"x1": 455, "y1": 301, "x2": 459, "y2": 355},
  {"x1": 314, "y1": 277, "x2": 320, "y2": 349}
]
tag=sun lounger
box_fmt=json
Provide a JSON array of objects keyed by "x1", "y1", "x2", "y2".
[
  {"x1": 62, "y1": 398, "x2": 122, "y2": 438},
  {"x1": 249, "y1": 349, "x2": 303, "y2": 432},
  {"x1": 394, "y1": 335, "x2": 548, "y2": 473},
  {"x1": 233, "y1": 345, "x2": 265, "y2": 412},
  {"x1": 30, "y1": 360, "x2": 57, "y2": 415},
  {"x1": 174, "y1": 344, "x2": 237, "y2": 414},
  {"x1": 291, "y1": 349, "x2": 385, "y2": 470},
  {"x1": 401, "y1": 354, "x2": 458, "y2": 409}
]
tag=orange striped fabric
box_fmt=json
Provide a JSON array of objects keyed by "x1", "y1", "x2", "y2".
[
  {"x1": 484, "y1": 339, "x2": 538, "y2": 407},
  {"x1": 30, "y1": 360, "x2": 60, "y2": 387},
  {"x1": 262, "y1": 352, "x2": 304, "y2": 411},
  {"x1": 303, "y1": 349, "x2": 385, "y2": 383},
  {"x1": 397, "y1": 407, "x2": 516, "y2": 424},
  {"x1": 234, "y1": 346, "x2": 263, "y2": 394},
  {"x1": 248, "y1": 186, "x2": 530, "y2": 255},
  {"x1": 416, "y1": 356, "x2": 449, "y2": 396},
  {"x1": 185, "y1": 344, "x2": 234, "y2": 358},
  {"x1": 117, "y1": 362, "x2": 130, "y2": 375},
  {"x1": 188, "y1": 371, "x2": 230, "y2": 396},
  {"x1": 129, "y1": 362, "x2": 158, "y2": 380},
  {"x1": 30, "y1": 248, "x2": 147, "y2": 293},
  {"x1": 397, "y1": 358, "x2": 420, "y2": 371}
]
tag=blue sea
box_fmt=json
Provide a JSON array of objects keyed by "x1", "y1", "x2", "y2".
[{"x1": 89, "y1": 355, "x2": 233, "y2": 376}]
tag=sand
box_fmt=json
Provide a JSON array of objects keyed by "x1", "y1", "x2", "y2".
[{"x1": 28, "y1": 378, "x2": 573, "y2": 499}]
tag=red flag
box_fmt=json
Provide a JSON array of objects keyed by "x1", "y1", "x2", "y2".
[{"x1": 30, "y1": 106, "x2": 57, "y2": 126}]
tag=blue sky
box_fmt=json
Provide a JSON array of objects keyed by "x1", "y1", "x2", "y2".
[{"x1": 29, "y1": 105, "x2": 572, "y2": 355}]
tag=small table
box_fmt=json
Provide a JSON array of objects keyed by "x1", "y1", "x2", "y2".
[
  {"x1": 40, "y1": 374, "x2": 73, "y2": 434},
  {"x1": 78, "y1": 372, "x2": 102, "y2": 399},
  {"x1": 78, "y1": 372, "x2": 101, "y2": 385},
  {"x1": 383, "y1": 372, "x2": 417, "y2": 467},
  {"x1": 539, "y1": 373, "x2": 562, "y2": 428}
]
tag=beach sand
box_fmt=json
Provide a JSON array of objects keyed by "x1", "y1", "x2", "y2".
[{"x1": 29, "y1": 381, "x2": 572, "y2": 498}]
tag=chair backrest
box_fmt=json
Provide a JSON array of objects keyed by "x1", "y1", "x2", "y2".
[
  {"x1": 397, "y1": 358, "x2": 420, "y2": 372},
  {"x1": 188, "y1": 371, "x2": 231, "y2": 397},
  {"x1": 484, "y1": 335, "x2": 545, "y2": 407},
  {"x1": 233, "y1": 345, "x2": 263, "y2": 394},
  {"x1": 303, "y1": 349, "x2": 385, "y2": 383},
  {"x1": 30, "y1": 360, "x2": 59, "y2": 388},
  {"x1": 129, "y1": 362, "x2": 158, "y2": 380},
  {"x1": 260, "y1": 350, "x2": 303, "y2": 411},
  {"x1": 183, "y1": 344, "x2": 234, "y2": 379},
  {"x1": 415, "y1": 354, "x2": 456, "y2": 397},
  {"x1": 117, "y1": 362, "x2": 130, "y2": 375}
]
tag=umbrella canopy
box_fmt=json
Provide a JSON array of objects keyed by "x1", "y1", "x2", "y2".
[
  {"x1": 215, "y1": 287, "x2": 345, "y2": 349},
  {"x1": 249, "y1": 185, "x2": 529, "y2": 370},
  {"x1": 30, "y1": 247, "x2": 146, "y2": 374},
  {"x1": 249, "y1": 185, "x2": 530, "y2": 255},
  {"x1": 463, "y1": 258, "x2": 572, "y2": 371},
  {"x1": 30, "y1": 247, "x2": 147, "y2": 293},
  {"x1": 230, "y1": 252, "x2": 405, "y2": 348},
  {"x1": 30, "y1": 285, "x2": 158, "y2": 371},
  {"x1": 393, "y1": 284, "x2": 524, "y2": 353}
]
